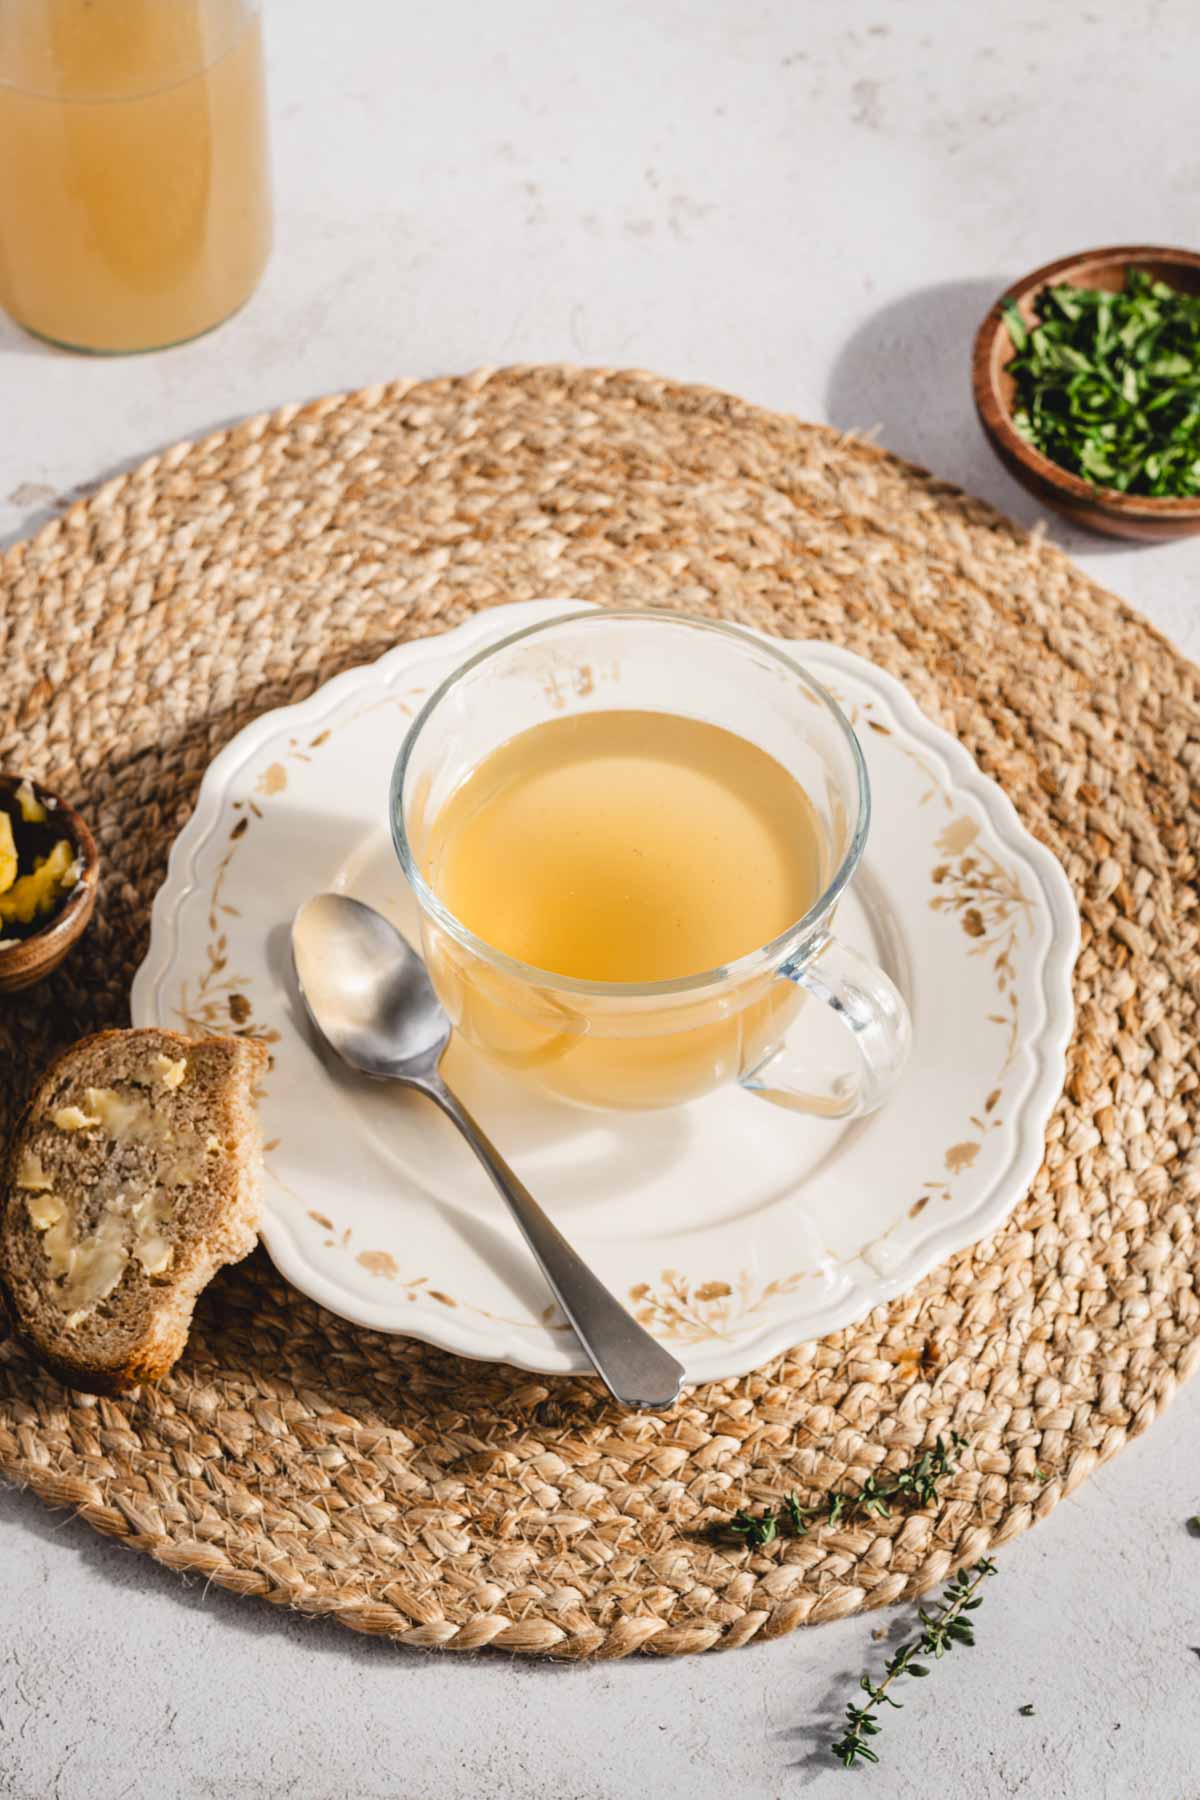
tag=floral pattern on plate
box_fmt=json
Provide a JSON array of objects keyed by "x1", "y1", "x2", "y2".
[{"x1": 132, "y1": 601, "x2": 1079, "y2": 1382}]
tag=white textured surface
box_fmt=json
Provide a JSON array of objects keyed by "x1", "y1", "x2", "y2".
[{"x1": 3, "y1": 2, "x2": 1199, "y2": 1796}]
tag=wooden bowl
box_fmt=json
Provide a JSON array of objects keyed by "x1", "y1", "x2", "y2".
[
  {"x1": 0, "y1": 775, "x2": 99, "y2": 993},
  {"x1": 973, "y1": 244, "x2": 1200, "y2": 541}
]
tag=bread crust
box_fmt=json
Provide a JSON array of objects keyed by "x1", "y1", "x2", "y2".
[{"x1": 0, "y1": 1027, "x2": 267, "y2": 1395}]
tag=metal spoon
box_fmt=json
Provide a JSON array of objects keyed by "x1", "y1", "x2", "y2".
[{"x1": 291, "y1": 894, "x2": 685, "y2": 1411}]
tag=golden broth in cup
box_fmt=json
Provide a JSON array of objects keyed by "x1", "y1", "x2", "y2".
[{"x1": 420, "y1": 710, "x2": 823, "y2": 1108}]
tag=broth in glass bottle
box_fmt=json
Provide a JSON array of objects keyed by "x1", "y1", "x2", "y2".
[{"x1": 0, "y1": 0, "x2": 272, "y2": 352}]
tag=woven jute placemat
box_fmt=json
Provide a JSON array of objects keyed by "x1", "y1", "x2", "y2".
[{"x1": 1, "y1": 366, "x2": 1197, "y2": 1657}]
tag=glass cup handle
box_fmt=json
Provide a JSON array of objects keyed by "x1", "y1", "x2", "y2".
[{"x1": 740, "y1": 934, "x2": 912, "y2": 1121}]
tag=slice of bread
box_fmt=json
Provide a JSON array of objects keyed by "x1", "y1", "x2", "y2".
[{"x1": 0, "y1": 1027, "x2": 268, "y2": 1395}]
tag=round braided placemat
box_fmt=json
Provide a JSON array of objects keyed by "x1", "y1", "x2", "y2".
[{"x1": 1, "y1": 366, "x2": 1198, "y2": 1657}]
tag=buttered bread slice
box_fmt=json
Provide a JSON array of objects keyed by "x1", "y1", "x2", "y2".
[{"x1": 0, "y1": 1028, "x2": 267, "y2": 1394}]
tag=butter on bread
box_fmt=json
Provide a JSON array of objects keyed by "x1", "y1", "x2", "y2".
[{"x1": 0, "y1": 1027, "x2": 267, "y2": 1394}]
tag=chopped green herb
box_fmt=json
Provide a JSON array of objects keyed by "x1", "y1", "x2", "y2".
[
  {"x1": 1001, "y1": 298, "x2": 1028, "y2": 353},
  {"x1": 1003, "y1": 269, "x2": 1200, "y2": 497},
  {"x1": 1186, "y1": 1513, "x2": 1200, "y2": 1537},
  {"x1": 1019, "y1": 1703, "x2": 1036, "y2": 1717}
]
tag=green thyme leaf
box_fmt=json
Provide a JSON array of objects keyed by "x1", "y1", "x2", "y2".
[
  {"x1": 829, "y1": 1556, "x2": 999, "y2": 1769},
  {"x1": 784, "y1": 1492, "x2": 810, "y2": 1535},
  {"x1": 729, "y1": 1507, "x2": 777, "y2": 1548}
]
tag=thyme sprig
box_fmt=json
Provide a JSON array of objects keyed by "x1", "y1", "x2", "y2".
[
  {"x1": 725, "y1": 1432, "x2": 967, "y2": 1548},
  {"x1": 831, "y1": 1558, "x2": 999, "y2": 1768}
]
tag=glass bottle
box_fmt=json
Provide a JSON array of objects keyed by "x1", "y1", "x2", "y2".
[{"x1": 0, "y1": 0, "x2": 272, "y2": 353}]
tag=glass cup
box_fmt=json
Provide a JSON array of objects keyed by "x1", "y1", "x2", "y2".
[
  {"x1": 0, "y1": 0, "x2": 271, "y2": 353},
  {"x1": 390, "y1": 609, "x2": 911, "y2": 1117}
]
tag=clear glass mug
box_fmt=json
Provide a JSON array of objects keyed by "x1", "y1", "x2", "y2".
[
  {"x1": 0, "y1": 0, "x2": 271, "y2": 353},
  {"x1": 390, "y1": 610, "x2": 911, "y2": 1118}
]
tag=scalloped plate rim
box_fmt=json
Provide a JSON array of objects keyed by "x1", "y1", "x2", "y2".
[{"x1": 132, "y1": 601, "x2": 1079, "y2": 1382}]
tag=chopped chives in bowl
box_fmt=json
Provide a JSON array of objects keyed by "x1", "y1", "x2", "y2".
[{"x1": 1002, "y1": 269, "x2": 1200, "y2": 498}]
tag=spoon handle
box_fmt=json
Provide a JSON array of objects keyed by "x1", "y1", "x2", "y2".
[{"x1": 421, "y1": 1075, "x2": 685, "y2": 1410}]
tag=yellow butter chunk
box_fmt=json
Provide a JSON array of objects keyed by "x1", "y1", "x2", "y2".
[
  {"x1": 52, "y1": 1105, "x2": 99, "y2": 1132},
  {"x1": 134, "y1": 1235, "x2": 174, "y2": 1276},
  {"x1": 26, "y1": 1192, "x2": 64, "y2": 1231},
  {"x1": 153, "y1": 1054, "x2": 187, "y2": 1090},
  {"x1": 16, "y1": 1149, "x2": 52, "y2": 1191},
  {"x1": 84, "y1": 1087, "x2": 146, "y2": 1138},
  {"x1": 0, "y1": 812, "x2": 16, "y2": 896},
  {"x1": 0, "y1": 839, "x2": 78, "y2": 926},
  {"x1": 14, "y1": 779, "x2": 46, "y2": 824}
]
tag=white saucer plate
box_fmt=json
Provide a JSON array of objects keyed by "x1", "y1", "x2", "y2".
[{"x1": 132, "y1": 602, "x2": 1079, "y2": 1383}]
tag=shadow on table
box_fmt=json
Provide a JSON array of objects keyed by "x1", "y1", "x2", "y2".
[
  {"x1": 0, "y1": 369, "x2": 331, "y2": 554},
  {"x1": 825, "y1": 277, "x2": 1131, "y2": 557},
  {"x1": 774, "y1": 1605, "x2": 914, "y2": 1780},
  {"x1": 0, "y1": 396, "x2": 260, "y2": 554},
  {"x1": 0, "y1": 1476, "x2": 397, "y2": 1664},
  {"x1": 2, "y1": 1472, "x2": 607, "y2": 1672}
]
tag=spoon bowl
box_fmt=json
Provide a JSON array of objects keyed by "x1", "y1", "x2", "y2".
[{"x1": 293, "y1": 893, "x2": 449, "y2": 1076}]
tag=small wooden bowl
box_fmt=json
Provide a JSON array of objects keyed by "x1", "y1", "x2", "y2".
[
  {"x1": 973, "y1": 244, "x2": 1200, "y2": 541},
  {"x1": 0, "y1": 775, "x2": 99, "y2": 993}
]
